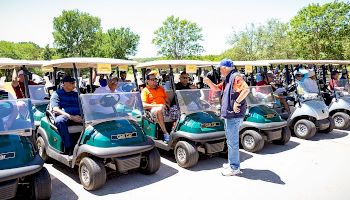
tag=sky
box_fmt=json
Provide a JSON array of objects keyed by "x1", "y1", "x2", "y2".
[{"x1": 0, "y1": 0, "x2": 335, "y2": 58}]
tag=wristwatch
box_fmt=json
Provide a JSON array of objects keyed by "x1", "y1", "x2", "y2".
[{"x1": 235, "y1": 100, "x2": 241, "y2": 105}]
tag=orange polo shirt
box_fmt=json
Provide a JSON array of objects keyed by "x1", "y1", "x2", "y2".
[{"x1": 141, "y1": 85, "x2": 168, "y2": 105}]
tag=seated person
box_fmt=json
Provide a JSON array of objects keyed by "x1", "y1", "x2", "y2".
[
  {"x1": 329, "y1": 71, "x2": 340, "y2": 90},
  {"x1": 302, "y1": 70, "x2": 319, "y2": 94},
  {"x1": 119, "y1": 71, "x2": 130, "y2": 82},
  {"x1": 94, "y1": 76, "x2": 120, "y2": 93},
  {"x1": 141, "y1": 72, "x2": 171, "y2": 143},
  {"x1": 12, "y1": 70, "x2": 38, "y2": 99},
  {"x1": 340, "y1": 69, "x2": 348, "y2": 80},
  {"x1": 50, "y1": 76, "x2": 82, "y2": 155},
  {"x1": 176, "y1": 71, "x2": 196, "y2": 90}
]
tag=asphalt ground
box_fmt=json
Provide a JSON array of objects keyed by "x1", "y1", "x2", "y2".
[{"x1": 45, "y1": 128, "x2": 350, "y2": 200}]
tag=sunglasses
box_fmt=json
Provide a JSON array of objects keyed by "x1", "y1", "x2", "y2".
[
  {"x1": 149, "y1": 78, "x2": 158, "y2": 81},
  {"x1": 181, "y1": 77, "x2": 189, "y2": 79}
]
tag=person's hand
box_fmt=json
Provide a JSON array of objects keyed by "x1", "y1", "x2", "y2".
[
  {"x1": 233, "y1": 102, "x2": 241, "y2": 113},
  {"x1": 203, "y1": 77, "x2": 212, "y2": 85},
  {"x1": 70, "y1": 115, "x2": 83, "y2": 123},
  {"x1": 12, "y1": 79, "x2": 19, "y2": 87}
]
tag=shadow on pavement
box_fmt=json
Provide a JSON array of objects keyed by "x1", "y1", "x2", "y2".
[
  {"x1": 310, "y1": 130, "x2": 348, "y2": 141},
  {"x1": 92, "y1": 163, "x2": 178, "y2": 196},
  {"x1": 191, "y1": 151, "x2": 253, "y2": 171},
  {"x1": 240, "y1": 168, "x2": 285, "y2": 185},
  {"x1": 50, "y1": 175, "x2": 79, "y2": 200},
  {"x1": 259, "y1": 141, "x2": 300, "y2": 155}
]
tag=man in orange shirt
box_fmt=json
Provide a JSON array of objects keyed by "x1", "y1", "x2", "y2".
[{"x1": 141, "y1": 72, "x2": 171, "y2": 142}]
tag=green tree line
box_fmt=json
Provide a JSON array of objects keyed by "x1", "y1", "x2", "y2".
[{"x1": 0, "y1": 1, "x2": 349, "y2": 61}]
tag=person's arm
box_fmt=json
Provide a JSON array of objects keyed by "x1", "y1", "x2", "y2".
[
  {"x1": 11, "y1": 70, "x2": 19, "y2": 87},
  {"x1": 233, "y1": 76, "x2": 250, "y2": 113},
  {"x1": 203, "y1": 77, "x2": 221, "y2": 91},
  {"x1": 50, "y1": 92, "x2": 71, "y2": 118}
]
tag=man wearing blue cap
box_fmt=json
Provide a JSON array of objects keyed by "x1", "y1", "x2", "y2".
[
  {"x1": 50, "y1": 75, "x2": 82, "y2": 155},
  {"x1": 204, "y1": 58, "x2": 250, "y2": 176}
]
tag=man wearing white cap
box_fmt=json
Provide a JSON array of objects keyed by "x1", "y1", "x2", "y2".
[{"x1": 302, "y1": 70, "x2": 319, "y2": 94}]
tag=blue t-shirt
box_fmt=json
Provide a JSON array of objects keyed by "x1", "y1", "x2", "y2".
[{"x1": 50, "y1": 89, "x2": 81, "y2": 115}]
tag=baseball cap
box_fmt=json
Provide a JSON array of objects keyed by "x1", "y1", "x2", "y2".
[
  {"x1": 61, "y1": 75, "x2": 76, "y2": 83},
  {"x1": 218, "y1": 58, "x2": 234, "y2": 68},
  {"x1": 18, "y1": 70, "x2": 24, "y2": 76}
]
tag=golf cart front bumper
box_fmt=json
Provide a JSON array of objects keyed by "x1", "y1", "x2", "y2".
[
  {"x1": 77, "y1": 137, "x2": 155, "y2": 159},
  {"x1": 241, "y1": 121, "x2": 287, "y2": 141},
  {"x1": 0, "y1": 154, "x2": 43, "y2": 183},
  {"x1": 172, "y1": 131, "x2": 226, "y2": 142},
  {"x1": 315, "y1": 118, "x2": 331, "y2": 130}
]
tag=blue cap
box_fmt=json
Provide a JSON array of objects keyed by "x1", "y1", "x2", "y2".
[
  {"x1": 61, "y1": 75, "x2": 76, "y2": 83},
  {"x1": 219, "y1": 58, "x2": 234, "y2": 68}
]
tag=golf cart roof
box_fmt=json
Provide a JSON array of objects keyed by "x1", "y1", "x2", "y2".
[
  {"x1": 266, "y1": 59, "x2": 350, "y2": 65},
  {"x1": 233, "y1": 60, "x2": 270, "y2": 67},
  {"x1": 135, "y1": 60, "x2": 217, "y2": 69},
  {"x1": 0, "y1": 58, "x2": 47, "y2": 69},
  {"x1": 42, "y1": 57, "x2": 138, "y2": 69}
]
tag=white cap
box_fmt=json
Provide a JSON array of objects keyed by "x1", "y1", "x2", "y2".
[
  {"x1": 308, "y1": 70, "x2": 315, "y2": 78},
  {"x1": 18, "y1": 70, "x2": 24, "y2": 76}
]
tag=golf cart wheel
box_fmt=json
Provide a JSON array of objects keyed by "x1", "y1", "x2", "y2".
[
  {"x1": 241, "y1": 130, "x2": 264, "y2": 153},
  {"x1": 320, "y1": 117, "x2": 335, "y2": 134},
  {"x1": 140, "y1": 148, "x2": 161, "y2": 175},
  {"x1": 332, "y1": 112, "x2": 350, "y2": 130},
  {"x1": 174, "y1": 141, "x2": 199, "y2": 168},
  {"x1": 31, "y1": 167, "x2": 52, "y2": 200},
  {"x1": 293, "y1": 119, "x2": 316, "y2": 139},
  {"x1": 273, "y1": 127, "x2": 291, "y2": 145},
  {"x1": 36, "y1": 136, "x2": 48, "y2": 162},
  {"x1": 79, "y1": 157, "x2": 106, "y2": 191}
]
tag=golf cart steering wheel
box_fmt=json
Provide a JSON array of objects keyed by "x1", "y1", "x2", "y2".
[{"x1": 99, "y1": 94, "x2": 121, "y2": 107}]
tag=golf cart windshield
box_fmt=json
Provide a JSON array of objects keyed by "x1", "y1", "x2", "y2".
[
  {"x1": 0, "y1": 99, "x2": 34, "y2": 135},
  {"x1": 175, "y1": 89, "x2": 221, "y2": 115},
  {"x1": 246, "y1": 86, "x2": 274, "y2": 106},
  {"x1": 80, "y1": 92, "x2": 144, "y2": 123},
  {"x1": 116, "y1": 82, "x2": 137, "y2": 92},
  {"x1": 28, "y1": 85, "x2": 49, "y2": 104}
]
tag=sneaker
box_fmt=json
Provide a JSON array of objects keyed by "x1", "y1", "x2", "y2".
[
  {"x1": 221, "y1": 167, "x2": 242, "y2": 176},
  {"x1": 163, "y1": 134, "x2": 170, "y2": 143},
  {"x1": 222, "y1": 163, "x2": 230, "y2": 169}
]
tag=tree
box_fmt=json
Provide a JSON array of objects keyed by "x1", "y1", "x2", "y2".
[
  {"x1": 0, "y1": 41, "x2": 43, "y2": 60},
  {"x1": 290, "y1": 1, "x2": 350, "y2": 59},
  {"x1": 105, "y1": 27, "x2": 140, "y2": 59},
  {"x1": 42, "y1": 44, "x2": 53, "y2": 60},
  {"x1": 224, "y1": 19, "x2": 294, "y2": 60},
  {"x1": 53, "y1": 9, "x2": 101, "y2": 57},
  {"x1": 152, "y1": 15, "x2": 204, "y2": 59}
]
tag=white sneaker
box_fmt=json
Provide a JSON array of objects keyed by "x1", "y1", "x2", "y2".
[
  {"x1": 221, "y1": 167, "x2": 242, "y2": 176},
  {"x1": 222, "y1": 163, "x2": 230, "y2": 169}
]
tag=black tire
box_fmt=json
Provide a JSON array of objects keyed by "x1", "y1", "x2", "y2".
[
  {"x1": 273, "y1": 127, "x2": 291, "y2": 145},
  {"x1": 140, "y1": 148, "x2": 161, "y2": 175},
  {"x1": 79, "y1": 157, "x2": 106, "y2": 191},
  {"x1": 174, "y1": 141, "x2": 199, "y2": 168},
  {"x1": 31, "y1": 167, "x2": 52, "y2": 200},
  {"x1": 332, "y1": 112, "x2": 350, "y2": 130},
  {"x1": 36, "y1": 136, "x2": 48, "y2": 162},
  {"x1": 293, "y1": 119, "x2": 316, "y2": 139},
  {"x1": 320, "y1": 117, "x2": 335, "y2": 134},
  {"x1": 240, "y1": 130, "x2": 264, "y2": 153}
]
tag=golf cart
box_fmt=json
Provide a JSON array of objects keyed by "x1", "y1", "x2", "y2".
[
  {"x1": 136, "y1": 60, "x2": 226, "y2": 168},
  {"x1": 0, "y1": 58, "x2": 50, "y2": 129},
  {"x1": 36, "y1": 57, "x2": 160, "y2": 191},
  {"x1": 229, "y1": 61, "x2": 290, "y2": 152},
  {"x1": 0, "y1": 98, "x2": 51, "y2": 200},
  {"x1": 268, "y1": 60, "x2": 334, "y2": 139}
]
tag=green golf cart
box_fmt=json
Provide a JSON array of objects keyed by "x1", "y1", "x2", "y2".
[
  {"x1": 36, "y1": 57, "x2": 160, "y2": 191},
  {"x1": 136, "y1": 60, "x2": 226, "y2": 168},
  {"x1": 0, "y1": 98, "x2": 51, "y2": 200}
]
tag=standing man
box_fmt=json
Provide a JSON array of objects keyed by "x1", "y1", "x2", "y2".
[{"x1": 204, "y1": 58, "x2": 250, "y2": 176}]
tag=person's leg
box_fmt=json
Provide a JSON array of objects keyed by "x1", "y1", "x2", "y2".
[
  {"x1": 279, "y1": 98, "x2": 290, "y2": 113},
  {"x1": 55, "y1": 115, "x2": 73, "y2": 152},
  {"x1": 156, "y1": 109, "x2": 168, "y2": 134},
  {"x1": 225, "y1": 118, "x2": 243, "y2": 170}
]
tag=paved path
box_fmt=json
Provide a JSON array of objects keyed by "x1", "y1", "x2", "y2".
[{"x1": 46, "y1": 129, "x2": 350, "y2": 200}]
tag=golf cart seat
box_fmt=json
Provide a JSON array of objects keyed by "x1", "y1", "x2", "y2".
[{"x1": 45, "y1": 106, "x2": 83, "y2": 134}]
